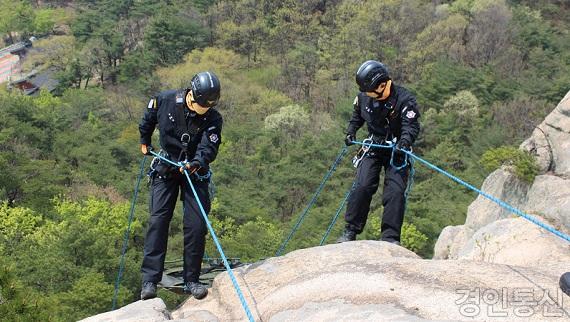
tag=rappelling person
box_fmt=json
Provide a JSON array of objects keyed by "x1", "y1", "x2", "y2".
[
  {"x1": 138, "y1": 71, "x2": 223, "y2": 300},
  {"x1": 337, "y1": 60, "x2": 421, "y2": 245}
]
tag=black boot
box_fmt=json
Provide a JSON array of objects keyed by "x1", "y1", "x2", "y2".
[
  {"x1": 140, "y1": 281, "x2": 157, "y2": 300},
  {"x1": 560, "y1": 272, "x2": 570, "y2": 296},
  {"x1": 184, "y1": 281, "x2": 208, "y2": 299},
  {"x1": 336, "y1": 229, "x2": 357, "y2": 243}
]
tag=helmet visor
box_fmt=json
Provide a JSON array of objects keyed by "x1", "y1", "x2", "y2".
[{"x1": 194, "y1": 94, "x2": 219, "y2": 108}]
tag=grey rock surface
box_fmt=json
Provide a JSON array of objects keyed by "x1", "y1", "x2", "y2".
[
  {"x1": 435, "y1": 91, "x2": 570, "y2": 261},
  {"x1": 457, "y1": 217, "x2": 570, "y2": 266},
  {"x1": 172, "y1": 241, "x2": 570, "y2": 321},
  {"x1": 79, "y1": 298, "x2": 171, "y2": 322}
]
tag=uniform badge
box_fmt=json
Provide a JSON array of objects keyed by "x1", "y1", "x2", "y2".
[
  {"x1": 209, "y1": 133, "x2": 219, "y2": 143},
  {"x1": 406, "y1": 110, "x2": 416, "y2": 119}
]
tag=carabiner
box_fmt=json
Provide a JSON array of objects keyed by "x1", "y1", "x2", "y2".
[
  {"x1": 180, "y1": 133, "x2": 191, "y2": 147},
  {"x1": 352, "y1": 137, "x2": 374, "y2": 168}
]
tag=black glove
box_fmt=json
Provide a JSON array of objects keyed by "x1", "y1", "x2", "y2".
[
  {"x1": 345, "y1": 134, "x2": 356, "y2": 146},
  {"x1": 180, "y1": 159, "x2": 202, "y2": 174},
  {"x1": 396, "y1": 138, "x2": 411, "y2": 151}
]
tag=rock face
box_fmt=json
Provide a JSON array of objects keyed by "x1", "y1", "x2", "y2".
[
  {"x1": 171, "y1": 241, "x2": 569, "y2": 321},
  {"x1": 521, "y1": 90, "x2": 570, "y2": 176},
  {"x1": 79, "y1": 298, "x2": 172, "y2": 322},
  {"x1": 81, "y1": 241, "x2": 570, "y2": 322},
  {"x1": 434, "y1": 91, "x2": 570, "y2": 264}
]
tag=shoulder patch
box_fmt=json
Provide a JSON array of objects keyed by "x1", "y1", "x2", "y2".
[
  {"x1": 406, "y1": 110, "x2": 417, "y2": 119},
  {"x1": 147, "y1": 98, "x2": 156, "y2": 109},
  {"x1": 209, "y1": 133, "x2": 219, "y2": 143}
]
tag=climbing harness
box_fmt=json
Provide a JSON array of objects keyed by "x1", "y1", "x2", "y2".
[
  {"x1": 352, "y1": 137, "x2": 373, "y2": 168},
  {"x1": 112, "y1": 156, "x2": 147, "y2": 310},
  {"x1": 147, "y1": 150, "x2": 173, "y2": 181},
  {"x1": 149, "y1": 150, "x2": 255, "y2": 322}
]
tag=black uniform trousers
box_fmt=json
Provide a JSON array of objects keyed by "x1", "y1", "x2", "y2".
[
  {"x1": 345, "y1": 150, "x2": 409, "y2": 242},
  {"x1": 141, "y1": 171, "x2": 210, "y2": 284}
]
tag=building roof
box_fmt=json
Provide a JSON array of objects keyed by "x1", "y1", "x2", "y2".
[
  {"x1": 0, "y1": 42, "x2": 28, "y2": 57},
  {"x1": 9, "y1": 68, "x2": 60, "y2": 95}
]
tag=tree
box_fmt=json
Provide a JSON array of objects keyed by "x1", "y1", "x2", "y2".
[
  {"x1": 463, "y1": 0, "x2": 513, "y2": 67},
  {"x1": 212, "y1": 1, "x2": 268, "y2": 64},
  {"x1": 0, "y1": 0, "x2": 34, "y2": 44},
  {"x1": 144, "y1": 9, "x2": 207, "y2": 66},
  {"x1": 443, "y1": 90, "x2": 480, "y2": 128},
  {"x1": 264, "y1": 104, "x2": 310, "y2": 140}
]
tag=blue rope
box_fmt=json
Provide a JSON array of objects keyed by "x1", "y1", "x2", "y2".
[
  {"x1": 404, "y1": 157, "x2": 415, "y2": 206},
  {"x1": 351, "y1": 141, "x2": 570, "y2": 243},
  {"x1": 319, "y1": 179, "x2": 356, "y2": 246},
  {"x1": 112, "y1": 156, "x2": 147, "y2": 310},
  {"x1": 150, "y1": 151, "x2": 255, "y2": 322},
  {"x1": 275, "y1": 146, "x2": 348, "y2": 256}
]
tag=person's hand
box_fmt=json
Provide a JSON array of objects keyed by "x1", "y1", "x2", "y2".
[
  {"x1": 141, "y1": 144, "x2": 153, "y2": 155},
  {"x1": 344, "y1": 134, "x2": 356, "y2": 146},
  {"x1": 396, "y1": 138, "x2": 411, "y2": 151},
  {"x1": 179, "y1": 160, "x2": 201, "y2": 174}
]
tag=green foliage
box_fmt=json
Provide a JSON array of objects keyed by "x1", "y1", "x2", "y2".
[
  {"x1": 0, "y1": 0, "x2": 34, "y2": 43},
  {"x1": 443, "y1": 90, "x2": 480, "y2": 127},
  {"x1": 480, "y1": 147, "x2": 539, "y2": 183},
  {"x1": 54, "y1": 272, "x2": 130, "y2": 320},
  {"x1": 208, "y1": 216, "x2": 283, "y2": 262},
  {"x1": 401, "y1": 222, "x2": 429, "y2": 253},
  {"x1": 144, "y1": 9, "x2": 207, "y2": 66},
  {"x1": 0, "y1": 257, "x2": 54, "y2": 322},
  {"x1": 264, "y1": 105, "x2": 310, "y2": 139},
  {"x1": 0, "y1": 203, "x2": 43, "y2": 254}
]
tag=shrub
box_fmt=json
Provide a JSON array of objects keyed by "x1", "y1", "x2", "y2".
[{"x1": 480, "y1": 146, "x2": 539, "y2": 183}]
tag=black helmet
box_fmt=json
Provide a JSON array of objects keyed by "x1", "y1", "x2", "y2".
[
  {"x1": 190, "y1": 71, "x2": 221, "y2": 107},
  {"x1": 355, "y1": 60, "x2": 390, "y2": 92}
]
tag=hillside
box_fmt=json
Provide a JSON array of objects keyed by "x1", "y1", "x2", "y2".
[{"x1": 1, "y1": 0, "x2": 569, "y2": 320}]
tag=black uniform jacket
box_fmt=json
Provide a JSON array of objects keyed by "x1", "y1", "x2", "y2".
[
  {"x1": 139, "y1": 89, "x2": 223, "y2": 168},
  {"x1": 346, "y1": 84, "x2": 420, "y2": 145}
]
